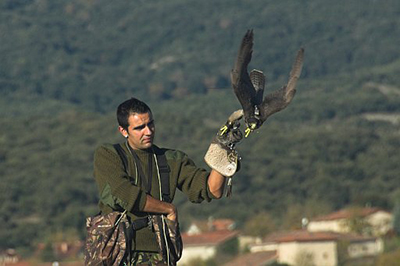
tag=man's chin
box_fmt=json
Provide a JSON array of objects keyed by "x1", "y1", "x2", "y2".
[{"x1": 142, "y1": 142, "x2": 153, "y2": 149}]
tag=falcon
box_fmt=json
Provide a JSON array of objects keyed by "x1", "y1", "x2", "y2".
[{"x1": 229, "y1": 29, "x2": 304, "y2": 137}]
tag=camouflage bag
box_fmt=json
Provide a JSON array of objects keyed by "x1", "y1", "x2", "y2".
[
  {"x1": 150, "y1": 215, "x2": 183, "y2": 266},
  {"x1": 84, "y1": 210, "x2": 132, "y2": 266}
]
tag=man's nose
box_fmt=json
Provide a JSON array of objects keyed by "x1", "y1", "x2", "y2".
[{"x1": 144, "y1": 125, "x2": 153, "y2": 135}]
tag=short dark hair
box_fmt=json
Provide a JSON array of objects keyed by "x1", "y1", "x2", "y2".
[{"x1": 117, "y1": 98, "x2": 152, "y2": 130}]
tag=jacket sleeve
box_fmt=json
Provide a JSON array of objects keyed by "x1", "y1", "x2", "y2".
[
  {"x1": 172, "y1": 151, "x2": 218, "y2": 203},
  {"x1": 93, "y1": 145, "x2": 148, "y2": 212}
]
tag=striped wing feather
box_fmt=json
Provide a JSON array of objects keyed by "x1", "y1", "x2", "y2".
[
  {"x1": 260, "y1": 48, "x2": 304, "y2": 122},
  {"x1": 230, "y1": 30, "x2": 257, "y2": 120}
]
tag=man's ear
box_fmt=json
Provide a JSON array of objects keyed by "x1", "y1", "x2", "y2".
[{"x1": 118, "y1": 126, "x2": 129, "y2": 138}]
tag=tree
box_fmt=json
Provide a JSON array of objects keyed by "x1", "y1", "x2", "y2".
[
  {"x1": 243, "y1": 212, "x2": 276, "y2": 237},
  {"x1": 377, "y1": 250, "x2": 400, "y2": 266},
  {"x1": 337, "y1": 240, "x2": 351, "y2": 266},
  {"x1": 295, "y1": 250, "x2": 315, "y2": 266},
  {"x1": 185, "y1": 258, "x2": 217, "y2": 266},
  {"x1": 392, "y1": 196, "x2": 400, "y2": 235},
  {"x1": 344, "y1": 207, "x2": 373, "y2": 235},
  {"x1": 40, "y1": 242, "x2": 56, "y2": 262}
]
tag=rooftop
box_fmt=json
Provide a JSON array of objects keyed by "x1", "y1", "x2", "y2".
[
  {"x1": 182, "y1": 230, "x2": 239, "y2": 246},
  {"x1": 223, "y1": 251, "x2": 277, "y2": 266},
  {"x1": 311, "y1": 207, "x2": 389, "y2": 222},
  {"x1": 260, "y1": 230, "x2": 377, "y2": 243}
]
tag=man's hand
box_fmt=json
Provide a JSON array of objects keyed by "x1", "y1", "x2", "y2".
[
  {"x1": 143, "y1": 195, "x2": 178, "y2": 222},
  {"x1": 166, "y1": 204, "x2": 178, "y2": 221},
  {"x1": 204, "y1": 110, "x2": 243, "y2": 177}
]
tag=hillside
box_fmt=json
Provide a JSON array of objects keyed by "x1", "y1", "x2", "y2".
[
  {"x1": 1, "y1": 0, "x2": 400, "y2": 254},
  {"x1": 2, "y1": 0, "x2": 400, "y2": 110}
]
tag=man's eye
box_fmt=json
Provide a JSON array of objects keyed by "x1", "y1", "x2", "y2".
[{"x1": 134, "y1": 125, "x2": 145, "y2": 130}]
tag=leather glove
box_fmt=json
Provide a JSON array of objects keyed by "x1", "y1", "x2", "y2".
[{"x1": 204, "y1": 110, "x2": 243, "y2": 177}]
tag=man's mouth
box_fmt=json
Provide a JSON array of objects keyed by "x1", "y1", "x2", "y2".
[{"x1": 142, "y1": 137, "x2": 153, "y2": 143}]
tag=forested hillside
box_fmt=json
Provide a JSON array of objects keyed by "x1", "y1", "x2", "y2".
[
  {"x1": 1, "y1": 0, "x2": 400, "y2": 255},
  {"x1": 2, "y1": 0, "x2": 400, "y2": 111}
]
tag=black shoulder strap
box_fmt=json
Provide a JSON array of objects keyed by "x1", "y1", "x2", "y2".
[
  {"x1": 114, "y1": 143, "x2": 171, "y2": 203},
  {"x1": 156, "y1": 152, "x2": 171, "y2": 203},
  {"x1": 113, "y1": 144, "x2": 148, "y2": 234},
  {"x1": 113, "y1": 144, "x2": 128, "y2": 173}
]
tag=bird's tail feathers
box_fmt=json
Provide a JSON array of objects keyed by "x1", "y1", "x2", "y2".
[
  {"x1": 250, "y1": 69, "x2": 265, "y2": 105},
  {"x1": 250, "y1": 69, "x2": 265, "y2": 91}
]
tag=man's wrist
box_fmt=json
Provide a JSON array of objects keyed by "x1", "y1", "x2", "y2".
[{"x1": 143, "y1": 195, "x2": 175, "y2": 215}]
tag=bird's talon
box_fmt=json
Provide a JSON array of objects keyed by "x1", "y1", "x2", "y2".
[
  {"x1": 244, "y1": 128, "x2": 252, "y2": 138},
  {"x1": 219, "y1": 125, "x2": 228, "y2": 136}
]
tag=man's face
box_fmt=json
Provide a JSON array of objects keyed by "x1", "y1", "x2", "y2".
[{"x1": 120, "y1": 112, "x2": 155, "y2": 150}]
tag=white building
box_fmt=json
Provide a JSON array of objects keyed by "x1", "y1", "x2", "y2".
[
  {"x1": 307, "y1": 207, "x2": 393, "y2": 236},
  {"x1": 180, "y1": 230, "x2": 238, "y2": 265},
  {"x1": 179, "y1": 218, "x2": 238, "y2": 265},
  {"x1": 248, "y1": 230, "x2": 383, "y2": 266}
]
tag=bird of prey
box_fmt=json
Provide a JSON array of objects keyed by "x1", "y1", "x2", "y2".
[{"x1": 229, "y1": 29, "x2": 304, "y2": 137}]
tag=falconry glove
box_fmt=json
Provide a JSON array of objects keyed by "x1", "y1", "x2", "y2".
[{"x1": 204, "y1": 110, "x2": 243, "y2": 178}]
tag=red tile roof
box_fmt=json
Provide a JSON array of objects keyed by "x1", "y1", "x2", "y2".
[
  {"x1": 311, "y1": 207, "x2": 389, "y2": 222},
  {"x1": 4, "y1": 262, "x2": 31, "y2": 266},
  {"x1": 262, "y1": 230, "x2": 376, "y2": 243},
  {"x1": 264, "y1": 230, "x2": 341, "y2": 243},
  {"x1": 213, "y1": 219, "x2": 235, "y2": 231},
  {"x1": 182, "y1": 230, "x2": 239, "y2": 246},
  {"x1": 187, "y1": 218, "x2": 236, "y2": 233},
  {"x1": 223, "y1": 251, "x2": 277, "y2": 266}
]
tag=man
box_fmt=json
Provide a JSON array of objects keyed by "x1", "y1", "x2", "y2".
[{"x1": 93, "y1": 97, "x2": 233, "y2": 265}]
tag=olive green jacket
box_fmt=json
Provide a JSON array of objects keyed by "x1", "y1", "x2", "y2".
[{"x1": 93, "y1": 142, "x2": 216, "y2": 252}]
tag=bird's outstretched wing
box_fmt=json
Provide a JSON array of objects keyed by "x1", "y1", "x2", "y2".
[
  {"x1": 230, "y1": 30, "x2": 257, "y2": 120},
  {"x1": 259, "y1": 48, "x2": 304, "y2": 123}
]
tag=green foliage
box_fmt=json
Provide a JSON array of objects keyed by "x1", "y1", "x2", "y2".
[
  {"x1": 337, "y1": 240, "x2": 351, "y2": 266},
  {"x1": 40, "y1": 242, "x2": 57, "y2": 262},
  {"x1": 383, "y1": 237, "x2": 400, "y2": 253},
  {"x1": 243, "y1": 212, "x2": 276, "y2": 237},
  {"x1": 394, "y1": 205, "x2": 400, "y2": 235},
  {"x1": 269, "y1": 262, "x2": 290, "y2": 266},
  {"x1": 0, "y1": 100, "x2": 118, "y2": 249},
  {"x1": 294, "y1": 251, "x2": 315, "y2": 266},
  {"x1": 185, "y1": 257, "x2": 217, "y2": 266},
  {"x1": 2, "y1": 0, "x2": 400, "y2": 111},
  {"x1": 391, "y1": 192, "x2": 400, "y2": 235},
  {"x1": 377, "y1": 249, "x2": 400, "y2": 266},
  {"x1": 215, "y1": 237, "x2": 239, "y2": 265},
  {"x1": 343, "y1": 207, "x2": 373, "y2": 235},
  {"x1": 217, "y1": 237, "x2": 239, "y2": 256},
  {"x1": 280, "y1": 201, "x2": 332, "y2": 231}
]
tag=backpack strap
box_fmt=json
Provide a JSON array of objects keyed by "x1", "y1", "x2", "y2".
[
  {"x1": 113, "y1": 143, "x2": 139, "y2": 186},
  {"x1": 156, "y1": 152, "x2": 171, "y2": 203},
  {"x1": 114, "y1": 143, "x2": 171, "y2": 203},
  {"x1": 113, "y1": 143, "x2": 150, "y2": 235},
  {"x1": 113, "y1": 144, "x2": 128, "y2": 173}
]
